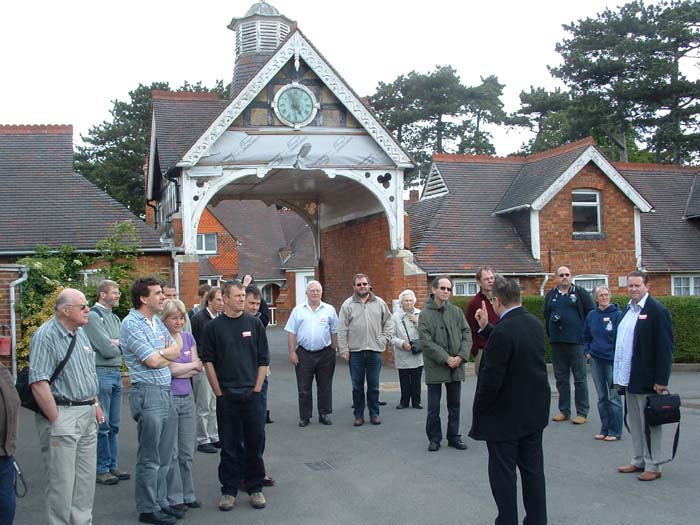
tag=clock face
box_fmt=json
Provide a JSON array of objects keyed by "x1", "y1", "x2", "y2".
[{"x1": 274, "y1": 84, "x2": 317, "y2": 128}]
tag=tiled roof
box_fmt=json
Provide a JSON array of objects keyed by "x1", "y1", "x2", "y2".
[
  {"x1": 199, "y1": 257, "x2": 221, "y2": 277},
  {"x1": 278, "y1": 211, "x2": 315, "y2": 268},
  {"x1": 617, "y1": 163, "x2": 700, "y2": 272},
  {"x1": 152, "y1": 91, "x2": 229, "y2": 175},
  {"x1": 685, "y1": 175, "x2": 700, "y2": 219},
  {"x1": 208, "y1": 200, "x2": 314, "y2": 280},
  {"x1": 0, "y1": 125, "x2": 164, "y2": 254},
  {"x1": 409, "y1": 157, "x2": 544, "y2": 275},
  {"x1": 493, "y1": 138, "x2": 596, "y2": 213}
]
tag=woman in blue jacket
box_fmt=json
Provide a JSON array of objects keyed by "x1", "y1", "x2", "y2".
[{"x1": 583, "y1": 285, "x2": 624, "y2": 441}]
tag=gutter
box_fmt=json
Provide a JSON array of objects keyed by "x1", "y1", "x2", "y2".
[
  {"x1": 539, "y1": 274, "x2": 550, "y2": 297},
  {"x1": 9, "y1": 267, "x2": 28, "y2": 382}
]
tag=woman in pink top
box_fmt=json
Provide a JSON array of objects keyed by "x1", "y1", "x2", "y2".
[{"x1": 161, "y1": 299, "x2": 203, "y2": 511}]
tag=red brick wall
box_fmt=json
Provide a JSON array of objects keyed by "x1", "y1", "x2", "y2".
[
  {"x1": 0, "y1": 268, "x2": 23, "y2": 366},
  {"x1": 197, "y1": 208, "x2": 238, "y2": 278},
  {"x1": 178, "y1": 260, "x2": 201, "y2": 311},
  {"x1": 538, "y1": 162, "x2": 638, "y2": 295}
]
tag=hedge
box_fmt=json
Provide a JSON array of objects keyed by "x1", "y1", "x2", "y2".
[{"x1": 449, "y1": 295, "x2": 700, "y2": 363}]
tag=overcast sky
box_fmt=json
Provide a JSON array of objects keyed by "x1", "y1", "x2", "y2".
[{"x1": 2, "y1": 0, "x2": 644, "y2": 155}]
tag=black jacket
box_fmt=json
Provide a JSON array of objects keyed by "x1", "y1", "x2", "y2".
[
  {"x1": 469, "y1": 307, "x2": 551, "y2": 442},
  {"x1": 618, "y1": 294, "x2": 674, "y2": 394}
]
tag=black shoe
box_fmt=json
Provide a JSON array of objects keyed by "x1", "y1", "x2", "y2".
[
  {"x1": 428, "y1": 441, "x2": 440, "y2": 452},
  {"x1": 319, "y1": 414, "x2": 332, "y2": 425},
  {"x1": 197, "y1": 443, "x2": 217, "y2": 454},
  {"x1": 448, "y1": 439, "x2": 468, "y2": 450},
  {"x1": 161, "y1": 506, "x2": 185, "y2": 519},
  {"x1": 413, "y1": 404, "x2": 423, "y2": 409},
  {"x1": 211, "y1": 440, "x2": 222, "y2": 449},
  {"x1": 266, "y1": 410, "x2": 274, "y2": 424},
  {"x1": 263, "y1": 475, "x2": 275, "y2": 487},
  {"x1": 171, "y1": 503, "x2": 189, "y2": 512},
  {"x1": 396, "y1": 404, "x2": 408, "y2": 409},
  {"x1": 299, "y1": 418, "x2": 310, "y2": 427},
  {"x1": 378, "y1": 401, "x2": 387, "y2": 406},
  {"x1": 186, "y1": 500, "x2": 201, "y2": 509},
  {"x1": 139, "y1": 511, "x2": 176, "y2": 524}
]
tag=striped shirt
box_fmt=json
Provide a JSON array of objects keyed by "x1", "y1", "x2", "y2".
[
  {"x1": 29, "y1": 317, "x2": 98, "y2": 401},
  {"x1": 120, "y1": 308, "x2": 173, "y2": 386}
]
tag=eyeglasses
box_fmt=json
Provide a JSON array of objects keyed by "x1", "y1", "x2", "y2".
[
  {"x1": 439, "y1": 286, "x2": 452, "y2": 292},
  {"x1": 66, "y1": 303, "x2": 90, "y2": 311},
  {"x1": 355, "y1": 282, "x2": 369, "y2": 287},
  {"x1": 559, "y1": 273, "x2": 570, "y2": 277}
]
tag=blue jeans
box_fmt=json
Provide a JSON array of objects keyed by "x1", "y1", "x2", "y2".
[
  {"x1": 426, "y1": 382, "x2": 461, "y2": 443},
  {"x1": 166, "y1": 394, "x2": 196, "y2": 505},
  {"x1": 550, "y1": 343, "x2": 589, "y2": 418},
  {"x1": 589, "y1": 358, "x2": 622, "y2": 438},
  {"x1": 349, "y1": 351, "x2": 382, "y2": 418},
  {"x1": 0, "y1": 456, "x2": 15, "y2": 525},
  {"x1": 96, "y1": 367, "x2": 123, "y2": 474},
  {"x1": 129, "y1": 384, "x2": 176, "y2": 514}
]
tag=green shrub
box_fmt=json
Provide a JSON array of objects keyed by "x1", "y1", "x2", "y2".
[{"x1": 451, "y1": 294, "x2": 700, "y2": 363}]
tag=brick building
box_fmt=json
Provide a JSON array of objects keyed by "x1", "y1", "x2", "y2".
[{"x1": 408, "y1": 138, "x2": 700, "y2": 298}]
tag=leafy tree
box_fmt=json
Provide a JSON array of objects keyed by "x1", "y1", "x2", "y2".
[
  {"x1": 75, "y1": 80, "x2": 228, "y2": 215},
  {"x1": 459, "y1": 75, "x2": 509, "y2": 155}
]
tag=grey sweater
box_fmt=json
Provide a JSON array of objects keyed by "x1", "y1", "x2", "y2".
[{"x1": 83, "y1": 305, "x2": 123, "y2": 367}]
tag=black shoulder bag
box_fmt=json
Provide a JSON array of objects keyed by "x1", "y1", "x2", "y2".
[
  {"x1": 401, "y1": 318, "x2": 421, "y2": 355},
  {"x1": 16, "y1": 334, "x2": 77, "y2": 416}
]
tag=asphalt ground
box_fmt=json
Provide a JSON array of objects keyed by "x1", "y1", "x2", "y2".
[{"x1": 14, "y1": 326, "x2": 700, "y2": 524}]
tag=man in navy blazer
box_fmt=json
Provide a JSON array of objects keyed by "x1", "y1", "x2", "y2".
[
  {"x1": 470, "y1": 276, "x2": 550, "y2": 525},
  {"x1": 613, "y1": 270, "x2": 674, "y2": 481}
]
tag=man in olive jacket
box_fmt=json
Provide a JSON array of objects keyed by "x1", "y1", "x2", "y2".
[{"x1": 418, "y1": 276, "x2": 471, "y2": 451}]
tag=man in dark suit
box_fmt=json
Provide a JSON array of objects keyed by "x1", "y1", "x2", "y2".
[
  {"x1": 613, "y1": 270, "x2": 674, "y2": 482},
  {"x1": 470, "y1": 276, "x2": 550, "y2": 525}
]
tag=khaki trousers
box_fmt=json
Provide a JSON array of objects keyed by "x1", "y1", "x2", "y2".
[{"x1": 36, "y1": 405, "x2": 97, "y2": 525}]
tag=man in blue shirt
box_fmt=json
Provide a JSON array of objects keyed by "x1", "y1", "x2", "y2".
[{"x1": 120, "y1": 277, "x2": 183, "y2": 525}]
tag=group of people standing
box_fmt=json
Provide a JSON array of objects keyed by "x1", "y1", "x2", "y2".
[{"x1": 14, "y1": 262, "x2": 675, "y2": 525}]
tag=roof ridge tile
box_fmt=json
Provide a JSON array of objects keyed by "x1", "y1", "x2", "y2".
[
  {"x1": 523, "y1": 137, "x2": 595, "y2": 162},
  {"x1": 433, "y1": 153, "x2": 524, "y2": 164},
  {"x1": 152, "y1": 90, "x2": 224, "y2": 101},
  {"x1": 615, "y1": 161, "x2": 700, "y2": 173},
  {"x1": 0, "y1": 124, "x2": 73, "y2": 135}
]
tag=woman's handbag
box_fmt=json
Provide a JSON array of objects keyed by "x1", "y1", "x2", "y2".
[{"x1": 401, "y1": 318, "x2": 422, "y2": 355}]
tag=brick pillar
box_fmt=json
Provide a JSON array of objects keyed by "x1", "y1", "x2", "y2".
[{"x1": 176, "y1": 255, "x2": 200, "y2": 311}]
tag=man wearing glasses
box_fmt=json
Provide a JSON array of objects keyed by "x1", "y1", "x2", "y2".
[
  {"x1": 418, "y1": 276, "x2": 471, "y2": 451},
  {"x1": 543, "y1": 266, "x2": 594, "y2": 425},
  {"x1": 29, "y1": 288, "x2": 102, "y2": 524},
  {"x1": 338, "y1": 273, "x2": 393, "y2": 426}
]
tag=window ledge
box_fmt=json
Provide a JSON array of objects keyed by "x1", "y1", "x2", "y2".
[{"x1": 572, "y1": 232, "x2": 605, "y2": 240}]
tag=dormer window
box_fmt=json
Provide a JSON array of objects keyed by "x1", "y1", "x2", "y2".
[
  {"x1": 572, "y1": 190, "x2": 601, "y2": 234},
  {"x1": 196, "y1": 233, "x2": 218, "y2": 254}
]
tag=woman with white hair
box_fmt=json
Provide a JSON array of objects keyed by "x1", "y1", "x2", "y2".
[
  {"x1": 391, "y1": 289, "x2": 424, "y2": 409},
  {"x1": 160, "y1": 299, "x2": 203, "y2": 511}
]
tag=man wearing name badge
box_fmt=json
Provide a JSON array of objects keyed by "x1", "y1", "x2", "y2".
[
  {"x1": 200, "y1": 280, "x2": 269, "y2": 512},
  {"x1": 543, "y1": 266, "x2": 594, "y2": 424},
  {"x1": 190, "y1": 286, "x2": 223, "y2": 454},
  {"x1": 614, "y1": 270, "x2": 674, "y2": 482},
  {"x1": 285, "y1": 280, "x2": 339, "y2": 427},
  {"x1": 29, "y1": 288, "x2": 103, "y2": 525},
  {"x1": 83, "y1": 279, "x2": 130, "y2": 486},
  {"x1": 120, "y1": 277, "x2": 184, "y2": 525},
  {"x1": 471, "y1": 276, "x2": 550, "y2": 525},
  {"x1": 338, "y1": 273, "x2": 393, "y2": 427}
]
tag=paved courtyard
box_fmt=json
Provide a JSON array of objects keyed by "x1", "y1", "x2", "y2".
[{"x1": 14, "y1": 327, "x2": 700, "y2": 524}]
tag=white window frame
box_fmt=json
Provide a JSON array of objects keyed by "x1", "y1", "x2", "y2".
[
  {"x1": 452, "y1": 279, "x2": 478, "y2": 296},
  {"x1": 196, "y1": 233, "x2": 218, "y2": 254},
  {"x1": 572, "y1": 189, "x2": 601, "y2": 234},
  {"x1": 80, "y1": 269, "x2": 105, "y2": 287},
  {"x1": 573, "y1": 274, "x2": 608, "y2": 294},
  {"x1": 671, "y1": 274, "x2": 700, "y2": 296}
]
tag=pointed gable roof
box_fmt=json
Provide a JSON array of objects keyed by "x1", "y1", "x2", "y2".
[
  {"x1": 409, "y1": 155, "x2": 543, "y2": 274},
  {"x1": 617, "y1": 163, "x2": 700, "y2": 272},
  {"x1": 178, "y1": 28, "x2": 412, "y2": 169},
  {"x1": 493, "y1": 137, "x2": 651, "y2": 214},
  {"x1": 151, "y1": 91, "x2": 230, "y2": 176},
  {"x1": 0, "y1": 125, "x2": 164, "y2": 254},
  {"x1": 685, "y1": 175, "x2": 700, "y2": 219}
]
